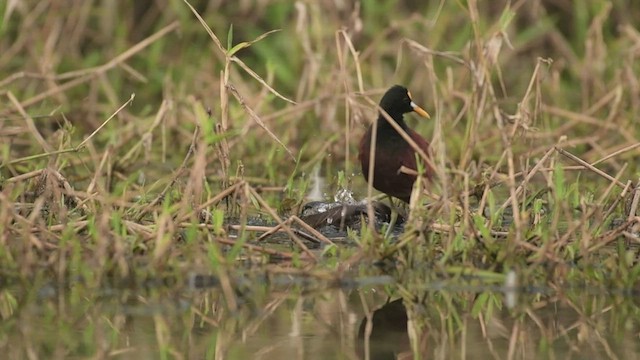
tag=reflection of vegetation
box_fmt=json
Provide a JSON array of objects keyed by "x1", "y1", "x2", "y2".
[
  {"x1": 3, "y1": 277, "x2": 639, "y2": 359},
  {"x1": 2, "y1": 0, "x2": 640, "y2": 358}
]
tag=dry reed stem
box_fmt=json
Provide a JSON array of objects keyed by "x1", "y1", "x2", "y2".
[
  {"x1": 335, "y1": 31, "x2": 353, "y2": 176},
  {"x1": 0, "y1": 22, "x2": 178, "y2": 113},
  {"x1": 136, "y1": 125, "x2": 201, "y2": 221},
  {"x1": 78, "y1": 94, "x2": 135, "y2": 148},
  {"x1": 118, "y1": 99, "x2": 170, "y2": 165},
  {"x1": 230, "y1": 56, "x2": 295, "y2": 104},
  {"x1": 214, "y1": 236, "x2": 294, "y2": 259},
  {"x1": 5, "y1": 169, "x2": 45, "y2": 183},
  {"x1": 627, "y1": 178, "x2": 640, "y2": 220},
  {"x1": 255, "y1": 216, "x2": 296, "y2": 242},
  {"x1": 289, "y1": 215, "x2": 335, "y2": 246},
  {"x1": 542, "y1": 104, "x2": 625, "y2": 131},
  {"x1": 595, "y1": 180, "x2": 633, "y2": 234},
  {"x1": 7, "y1": 91, "x2": 53, "y2": 153},
  {"x1": 498, "y1": 146, "x2": 555, "y2": 211},
  {"x1": 176, "y1": 181, "x2": 244, "y2": 224},
  {"x1": 337, "y1": 29, "x2": 365, "y2": 94},
  {"x1": 591, "y1": 142, "x2": 640, "y2": 166},
  {"x1": 255, "y1": 215, "x2": 335, "y2": 246},
  {"x1": 555, "y1": 146, "x2": 626, "y2": 188},
  {"x1": 1, "y1": 94, "x2": 135, "y2": 168},
  {"x1": 228, "y1": 223, "x2": 323, "y2": 244},
  {"x1": 226, "y1": 84, "x2": 295, "y2": 161},
  {"x1": 247, "y1": 185, "x2": 317, "y2": 261},
  {"x1": 553, "y1": 163, "x2": 628, "y2": 252},
  {"x1": 588, "y1": 218, "x2": 638, "y2": 253},
  {"x1": 85, "y1": 145, "x2": 112, "y2": 196}
]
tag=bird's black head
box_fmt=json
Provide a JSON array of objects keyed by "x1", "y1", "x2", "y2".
[{"x1": 378, "y1": 85, "x2": 429, "y2": 119}]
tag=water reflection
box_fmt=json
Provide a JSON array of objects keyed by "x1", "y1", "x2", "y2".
[
  {"x1": 357, "y1": 298, "x2": 410, "y2": 360},
  {"x1": 1, "y1": 275, "x2": 639, "y2": 359}
]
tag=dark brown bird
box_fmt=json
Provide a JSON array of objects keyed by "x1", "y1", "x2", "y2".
[{"x1": 358, "y1": 85, "x2": 432, "y2": 203}]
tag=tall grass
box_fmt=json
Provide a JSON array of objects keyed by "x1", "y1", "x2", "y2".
[{"x1": 0, "y1": 0, "x2": 639, "y2": 290}]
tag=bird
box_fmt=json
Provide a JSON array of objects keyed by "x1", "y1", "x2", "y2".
[{"x1": 358, "y1": 85, "x2": 432, "y2": 203}]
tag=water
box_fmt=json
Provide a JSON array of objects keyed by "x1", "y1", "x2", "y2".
[{"x1": 2, "y1": 271, "x2": 639, "y2": 359}]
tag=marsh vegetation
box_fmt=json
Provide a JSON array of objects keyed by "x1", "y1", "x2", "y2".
[{"x1": 1, "y1": 0, "x2": 640, "y2": 358}]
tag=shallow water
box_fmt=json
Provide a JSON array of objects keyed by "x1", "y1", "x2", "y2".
[{"x1": 2, "y1": 270, "x2": 639, "y2": 360}]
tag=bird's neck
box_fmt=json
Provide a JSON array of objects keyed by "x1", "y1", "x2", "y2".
[{"x1": 376, "y1": 112, "x2": 407, "y2": 132}]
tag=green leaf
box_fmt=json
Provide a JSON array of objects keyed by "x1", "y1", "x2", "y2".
[
  {"x1": 473, "y1": 214, "x2": 492, "y2": 244},
  {"x1": 212, "y1": 209, "x2": 225, "y2": 236},
  {"x1": 487, "y1": 189, "x2": 501, "y2": 225},
  {"x1": 227, "y1": 24, "x2": 233, "y2": 51},
  {"x1": 553, "y1": 163, "x2": 566, "y2": 200},
  {"x1": 471, "y1": 292, "x2": 489, "y2": 317},
  {"x1": 498, "y1": 7, "x2": 516, "y2": 30},
  {"x1": 227, "y1": 29, "x2": 281, "y2": 57}
]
